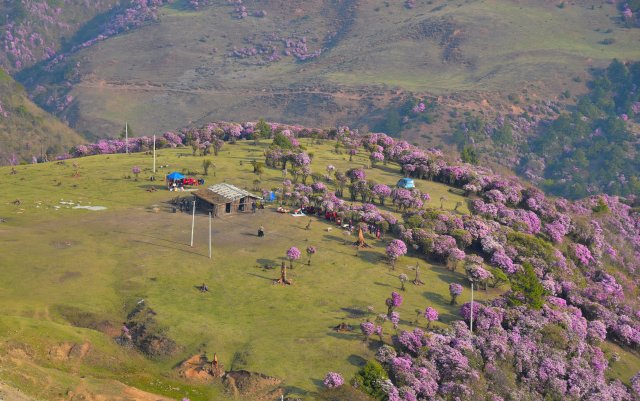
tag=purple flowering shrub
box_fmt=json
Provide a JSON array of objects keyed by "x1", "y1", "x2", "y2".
[
  {"x1": 386, "y1": 239, "x2": 407, "y2": 268},
  {"x1": 360, "y1": 321, "x2": 375, "y2": 342},
  {"x1": 373, "y1": 285, "x2": 633, "y2": 401},
  {"x1": 323, "y1": 372, "x2": 344, "y2": 388},
  {"x1": 449, "y1": 283, "x2": 463, "y2": 305},
  {"x1": 423, "y1": 307, "x2": 439, "y2": 328},
  {"x1": 286, "y1": 246, "x2": 300, "y2": 268}
]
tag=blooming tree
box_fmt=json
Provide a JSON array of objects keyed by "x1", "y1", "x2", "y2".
[
  {"x1": 306, "y1": 246, "x2": 316, "y2": 265},
  {"x1": 386, "y1": 239, "x2": 408, "y2": 269},
  {"x1": 390, "y1": 311, "x2": 400, "y2": 329},
  {"x1": 286, "y1": 246, "x2": 301, "y2": 268},
  {"x1": 131, "y1": 166, "x2": 141, "y2": 181},
  {"x1": 360, "y1": 321, "x2": 375, "y2": 342},
  {"x1": 449, "y1": 283, "x2": 463, "y2": 305},
  {"x1": 372, "y1": 184, "x2": 392, "y2": 205},
  {"x1": 386, "y1": 291, "x2": 403, "y2": 315},
  {"x1": 424, "y1": 307, "x2": 439, "y2": 328}
]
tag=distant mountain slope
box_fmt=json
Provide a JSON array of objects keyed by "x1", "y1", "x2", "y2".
[
  {"x1": 11, "y1": 0, "x2": 640, "y2": 139},
  {"x1": 0, "y1": 69, "x2": 83, "y2": 165},
  {"x1": 0, "y1": 0, "x2": 120, "y2": 72}
]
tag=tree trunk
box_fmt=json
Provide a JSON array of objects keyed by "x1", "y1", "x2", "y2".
[
  {"x1": 353, "y1": 228, "x2": 370, "y2": 248},
  {"x1": 412, "y1": 264, "x2": 424, "y2": 285},
  {"x1": 274, "y1": 262, "x2": 292, "y2": 285}
]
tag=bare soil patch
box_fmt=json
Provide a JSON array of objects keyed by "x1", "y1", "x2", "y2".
[
  {"x1": 50, "y1": 239, "x2": 79, "y2": 249},
  {"x1": 59, "y1": 271, "x2": 82, "y2": 283},
  {"x1": 176, "y1": 353, "x2": 224, "y2": 383},
  {"x1": 54, "y1": 306, "x2": 118, "y2": 336}
]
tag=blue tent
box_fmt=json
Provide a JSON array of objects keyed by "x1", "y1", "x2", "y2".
[
  {"x1": 397, "y1": 178, "x2": 415, "y2": 189},
  {"x1": 166, "y1": 172, "x2": 185, "y2": 180}
]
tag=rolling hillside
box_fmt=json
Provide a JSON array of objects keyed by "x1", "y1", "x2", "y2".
[
  {"x1": 0, "y1": 0, "x2": 120, "y2": 72},
  {"x1": 2, "y1": 129, "x2": 640, "y2": 400},
  {"x1": 0, "y1": 68, "x2": 83, "y2": 165},
  {"x1": 11, "y1": 0, "x2": 640, "y2": 139}
]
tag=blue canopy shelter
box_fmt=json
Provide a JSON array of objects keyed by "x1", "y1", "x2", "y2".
[
  {"x1": 397, "y1": 178, "x2": 415, "y2": 189},
  {"x1": 166, "y1": 172, "x2": 185, "y2": 181}
]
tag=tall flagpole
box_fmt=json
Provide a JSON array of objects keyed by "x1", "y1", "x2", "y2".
[
  {"x1": 190, "y1": 200, "x2": 196, "y2": 247},
  {"x1": 208, "y1": 212, "x2": 212, "y2": 259},
  {"x1": 125, "y1": 123, "x2": 129, "y2": 154},
  {"x1": 153, "y1": 134, "x2": 156, "y2": 173}
]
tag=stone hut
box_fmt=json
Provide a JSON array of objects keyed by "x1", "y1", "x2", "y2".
[{"x1": 193, "y1": 183, "x2": 262, "y2": 216}]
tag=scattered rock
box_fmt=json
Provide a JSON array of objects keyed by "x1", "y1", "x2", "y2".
[
  {"x1": 334, "y1": 322, "x2": 353, "y2": 332},
  {"x1": 116, "y1": 303, "x2": 178, "y2": 357}
]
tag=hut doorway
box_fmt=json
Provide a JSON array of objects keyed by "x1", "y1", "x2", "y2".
[
  {"x1": 225, "y1": 203, "x2": 231, "y2": 213},
  {"x1": 239, "y1": 198, "x2": 246, "y2": 212}
]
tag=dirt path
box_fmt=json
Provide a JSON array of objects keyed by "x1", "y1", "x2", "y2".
[{"x1": 75, "y1": 78, "x2": 383, "y2": 101}]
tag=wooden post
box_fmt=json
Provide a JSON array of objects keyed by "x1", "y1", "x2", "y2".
[
  {"x1": 208, "y1": 212, "x2": 212, "y2": 259},
  {"x1": 412, "y1": 262, "x2": 424, "y2": 285},
  {"x1": 190, "y1": 200, "x2": 196, "y2": 247},
  {"x1": 153, "y1": 134, "x2": 156, "y2": 173}
]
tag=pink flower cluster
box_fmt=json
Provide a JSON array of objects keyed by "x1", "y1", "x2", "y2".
[
  {"x1": 283, "y1": 36, "x2": 323, "y2": 61},
  {"x1": 386, "y1": 239, "x2": 408, "y2": 261},
  {"x1": 323, "y1": 372, "x2": 344, "y2": 388},
  {"x1": 571, "y1": 243, "x2": 594, "y2": 266},
  {"x1": 424, "y1": 307, "x2": 439, "y2": 322},
  {"x1": 286, "y1": 246, "x2": 301, "y2": 261}
]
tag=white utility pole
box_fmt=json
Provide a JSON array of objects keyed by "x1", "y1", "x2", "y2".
[
  {"x1": 470, "y1": 281, "x2": 475, "y2": 333},
  {"x1": 125, "y1": 123, "x2": 129, "y2": 154},
  {"x1": 153, "y1": 134, "x2": 156, "y2": 173},
  {"x1": 190, "y1": 200, "x2": 196, "y2": 247},
  {"x1": 208, "y1": 212, "x2": 212, "y2": 259}
]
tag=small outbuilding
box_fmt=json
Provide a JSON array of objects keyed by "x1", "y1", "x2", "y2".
[
  {"x1": 397, "y1": 178, "x2": 416, "y2": 189},
  {"x1": 193, "y1": 183, "x2": 262, "y2": 217}
]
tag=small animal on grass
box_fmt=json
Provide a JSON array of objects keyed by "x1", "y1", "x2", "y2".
[{"x1": 325, "y1": 227, "x2": 332, "y2": 232}]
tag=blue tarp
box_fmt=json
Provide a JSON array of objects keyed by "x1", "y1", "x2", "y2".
[
  {"x1": 166, "y1": 172, "x2": 185, "y2": 180},
  {"x1": 268, "y1": 191, "x2": 276, "y2": 201},
  {"x1": 397, "y1": 178, "x2": 415, "y2": 188}
]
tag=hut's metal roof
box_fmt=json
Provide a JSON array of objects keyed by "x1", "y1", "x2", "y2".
[{"x1": 195, "y1": 183, "x2": 262, "y2": 204}]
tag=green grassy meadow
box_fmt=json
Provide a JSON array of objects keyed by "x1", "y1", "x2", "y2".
[{"x1": 0, "y1": 141, "x2": 490, "y2": 400}]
